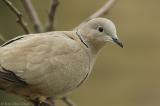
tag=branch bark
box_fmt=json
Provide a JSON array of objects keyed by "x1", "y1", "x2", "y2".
[
  {"x1": 45, "y1": 0, "x2": 59, "y2": 31},
  {"x1": 2, "y1": 0, "x2": 30, "y2": 34},
  {"x1": 21, "y1": 0, "x2": 42, "y2": 33}
]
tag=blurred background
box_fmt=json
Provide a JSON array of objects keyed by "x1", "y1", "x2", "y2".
[{"x1": 0, "y1": 0, "x2": 160, "y2": 106}]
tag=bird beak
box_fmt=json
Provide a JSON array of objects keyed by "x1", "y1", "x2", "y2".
[{"x1": 112, "y1": 37, "x2": 123, "y2": 48}]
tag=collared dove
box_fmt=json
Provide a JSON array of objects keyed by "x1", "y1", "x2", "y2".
[{"x1": 0, "y1": 18, "x2": 123, "y2": 106}]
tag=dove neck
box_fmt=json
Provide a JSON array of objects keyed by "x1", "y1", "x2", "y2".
[
  {"x1": 76, "y1": 30, "x2": 89, "y2": 48},
  {"x1": 63, "y1": 31, "x2": 98, "y2": 63},
  {"x1": 75, "y1": 29, "x2": 105, "y2": 55}
]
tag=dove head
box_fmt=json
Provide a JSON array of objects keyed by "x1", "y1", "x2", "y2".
[{"x1": 76, "y1": 18, "x2": 123, "y2": 53}]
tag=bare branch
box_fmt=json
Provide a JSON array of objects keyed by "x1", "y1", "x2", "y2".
[
  {"x1": 0, "y1": 33, "x2": 7, "y2": 42},
  {"x1": 61, "y1": 97, "x2": 77, "y2": 106},
  {"x1": 88, "y1": 0, "x2": 117, "y2": 20},
  {"x1": 2, "y1": 0, "x2": 30, "y2": 34},
  {"x1": 76, "y1": 0, "x2": 117, "y2": 29},
  {"x1": 45, "y1": 0, "x2": 59, "y2": 31},
  {"x1": 21, "y1": 0, "x2": 43, "y2": 33}
]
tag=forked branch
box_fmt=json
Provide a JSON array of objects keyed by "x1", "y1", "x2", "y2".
[
  {"x1": 21, "y1": 0, "x2": 43, "y2": 32},
  {"x1": 2, "y1": 0, "x2": 30, "y2": 34}
]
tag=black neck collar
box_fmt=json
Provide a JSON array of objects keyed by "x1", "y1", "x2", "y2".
[{"x1": 76, "y1": 30, "x2": 89, "y2": 48}]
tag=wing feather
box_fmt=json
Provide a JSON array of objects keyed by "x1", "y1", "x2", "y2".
[{"x1": 0, "y1": 32, "x2": 82, "y2": 93}]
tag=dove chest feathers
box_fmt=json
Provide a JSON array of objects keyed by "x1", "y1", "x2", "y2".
[{"x1": 43, "y1": 36, "x2": 91, "y2": 97}]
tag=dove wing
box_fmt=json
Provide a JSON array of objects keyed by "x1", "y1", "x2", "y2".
[{"x1": 0, "y1": 32, "x2": 89, "y2": 96}]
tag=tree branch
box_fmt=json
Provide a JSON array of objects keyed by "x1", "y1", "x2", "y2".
[
  {"x1": 21, "y1": 0, "x2": 43, "y2": 33},
  {"x1": 88, "y1": 0, "x2": 117, "y2": 20},
  {"x1": 76, "y1": 0, "x2": 117, "y2": 28},
  {"x1": 61, "y1": 97, "x2": 77, "y2": 106},
  {"x1": 0, "y1": 33, "x2": 6, "y2": 42},
  {"x1": 2, "y1": 0, "x2": 30, "y2": 34},
  {"x1": 45, "y1": 0, "x2": 59, "y2": 31}
]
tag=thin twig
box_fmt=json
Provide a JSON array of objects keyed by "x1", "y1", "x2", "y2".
[
  {"x1": 77, "y1": 0, "x2": 117, "y2": 28},
  {"x1": 45, "y1": 0, "x2": 59, "y2": 31},
  {"x1": 88, "y1": 0, "x2": 117, "y2": 20},
  {"x1": 2, "y1": 0, "x2": 30, "y2": 34},
  {"x1": 21, "y1": 0, "x2": 43, "y2": 33},
  {"x1": 61, "y1": 97, "x2": 77, "y2": 106},
  {"x1": 0, "y1": 33, "x2": 7, "y2": 42}
]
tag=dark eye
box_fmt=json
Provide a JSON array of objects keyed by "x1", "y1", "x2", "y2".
[{"x1": 97, "y1": 26, "x2": 104, "y2": 32}]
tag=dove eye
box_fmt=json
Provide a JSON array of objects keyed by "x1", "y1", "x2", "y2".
[{"x1": 97, "y1": 26, "x2": 104, "y2": 32}]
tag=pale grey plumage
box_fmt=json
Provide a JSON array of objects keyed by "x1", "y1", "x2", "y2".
[{"x1": 0, "y1": 18, "x2": 123, "y2": 103}]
